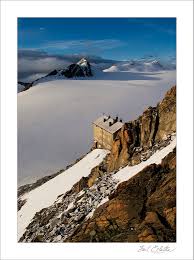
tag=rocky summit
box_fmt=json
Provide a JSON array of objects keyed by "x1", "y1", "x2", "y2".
[
  {"x1": 61, "y1": 58, "x2": 93, "y2": 78},
  {"x1": 18, "y1": 86, "x2": 176, "y2": 243},
  {"x1": 18, "y1": 58, "x2": 93, "y2": 92}
]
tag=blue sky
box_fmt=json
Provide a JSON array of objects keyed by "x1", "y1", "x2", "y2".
[{"x1": 18, "y1": 18, "x2": 176, "y2": 61}]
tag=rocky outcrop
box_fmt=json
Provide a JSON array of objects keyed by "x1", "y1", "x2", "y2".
[
  {"x1": 107, "y1": 86, "x2": 176, "y2": 172},
  {"x1": 62, "y1": 58, "x2": 92, "y2": 78},
  {"x1": 18, "y1": 81, "x2": 32, "y2": 92},
  {"x1": 62, "y1": 63, "x2": 91, "y2": 78},
  {"x1": 106, "y1": 124, "x2": 136, "y2": 171},
  {"x1": 67, "y1": 148, "x2": 176, "y2": 242},
  {"x1": 19, "y1": 171, "x2": 119, "y2": 242},
  {"x1": 140, "y1": 106, "x2": 159, "y2": 148},
  {"x1": 155, "y1": 86, "x2": 176, "y2": 141},
  {"x1": 72, "y1": 159, "x2": 108, "y2": 193}
]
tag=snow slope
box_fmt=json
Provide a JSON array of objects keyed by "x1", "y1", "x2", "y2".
[
  {"x1": 18, "y1": 70, "x2": 176, "y2": 186},
  {"x1": 18, "y1": 148, "x2": 109, "y2": 240},
  {"x1": 114, "y1": 137, "x2": 176, "y2": 184}
]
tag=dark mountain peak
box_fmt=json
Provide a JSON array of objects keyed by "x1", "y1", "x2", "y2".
[{"x1": 62, "y1": 58, "x2": 93, "y2": 78}]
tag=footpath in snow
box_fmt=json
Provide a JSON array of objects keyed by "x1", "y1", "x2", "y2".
[{"x1": 17, "y1": 149, "x2": 109, "y2": 241}]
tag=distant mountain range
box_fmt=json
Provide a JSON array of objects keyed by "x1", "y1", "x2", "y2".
[
  {"x1": 18, "y1": 57, "x2": 176, "y2": 93},
  {"x1": 18, "y1": 58, "x2": 93, "y2": 92},
  {"x1": 104, "y1": 59, "x2": 175, "y2": 72}
]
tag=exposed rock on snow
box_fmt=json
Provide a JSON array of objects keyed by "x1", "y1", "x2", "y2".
[
  {"x1": 17, "y1": 81, "x2": 32, "y2": 93},
  {"x1": 19, "y1": 170, "x2": 118, "y2": 242},
  {"x1": 17, "y1": 58, "x2": 93, "y2": 92},
  {"x1": 61, "y1": 58, "x2": 92, "y2": 78},
  {"x1": 17, "y1": 149, "x2": 109, "y2": 241}
]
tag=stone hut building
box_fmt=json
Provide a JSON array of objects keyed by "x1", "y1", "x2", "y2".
[{"x1": 93, "y1": 115, "x2": 124, "y2": 150}]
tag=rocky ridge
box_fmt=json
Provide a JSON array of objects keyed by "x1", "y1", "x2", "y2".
[
  {"x1": 107, "y1": 86, "x2": 176, "y2": 172},
  {"x1": 18, "y1": 58, "x2": 93, "y2": 92},
  {"x1": 66, "y1": 147, "x2": 176, "y2": 242}
]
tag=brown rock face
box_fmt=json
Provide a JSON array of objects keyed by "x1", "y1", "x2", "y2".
[
  {"x1": 107, "y1": 86, "x2": 176, "y2": 172},
  {"x1": 73, "y1": 177, "x2": 89, "y2": 193},
  {"x1": 140, "y1": 107, "x2": 159, "y2": 148},
  {"x1": 66, "y1": 149, "x2": 176, "y2": 242},
  {"x1": 107, "y1": 121, "x2": 141, "y2": 172},
  {"x1": 155, "y1": 86, "x2": 176, "y2": 141},
  {"x1": 72, "y1": 161, "x2": 107, "y2": 192},
  {"x1": 163, "y1": 207, "x2": 176, "y2": 230}
]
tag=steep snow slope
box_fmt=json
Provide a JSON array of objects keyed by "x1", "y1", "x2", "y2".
[
  {"x1": 18, "y1": 149, "x2": 109, "y2": 240},
  {"x1": 18, "y1": 70, "x2": 176, "y2": 186}
]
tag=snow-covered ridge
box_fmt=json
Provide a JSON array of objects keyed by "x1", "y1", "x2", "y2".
[
  {"x1": 17, "y1": 149, "x2": 109, "y2": 241},
  {"x1": 103, "y1": 59, "x2": 175, "y2": 73}
]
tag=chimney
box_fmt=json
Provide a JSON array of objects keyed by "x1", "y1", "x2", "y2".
[{"x1": 113, "y1": 116, "x2": 118, "y2": 124}]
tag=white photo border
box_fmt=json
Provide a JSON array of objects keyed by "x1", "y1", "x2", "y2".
[{"x1": 0, "y1": 1, "x2": 193, "y2": 260}]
